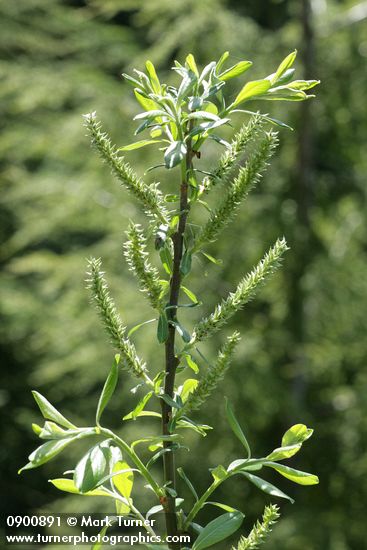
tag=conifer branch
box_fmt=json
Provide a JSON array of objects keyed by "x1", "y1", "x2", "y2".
[
  {"x1": 202, "y1": 114, "x2": 263, "y2": 193},
  {"x1": 123, "y1": 223, "x2": 162, "y2": 310},
  {"x1": 182, "y1": 332, "x2": 240, "y2": 414},
  {"x1": 195, "y1": 131, "x2": 278, "y2": 250},
  {"x1": 233, "y1": 504, "x2": 280, "y2": 550},
  {"x1": 191, "y1": 238, "x2": 288, "y2": 344},
  {"x1": 86, "y1": 257, "x2": 148, "y2": 380},
  {"x1": 83, "y1": 112, "x2": 168, "y2": 223}
]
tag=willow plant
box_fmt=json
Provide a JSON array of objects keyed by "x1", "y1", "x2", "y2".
[{"x1": 20, "y1": 51, "x2": 319, "y2": 549}]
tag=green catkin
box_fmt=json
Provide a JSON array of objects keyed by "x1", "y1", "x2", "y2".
[
  {"x1": 192, "y1": 238, "x2": 288, "y2": 344},
  {"x1": 86, "y1": 257, "x2": 147, "y2": 378},
  {"x1": 196, "y1": 131, "x2": 278, "y2": 249},
  {"x1": 182, "y1": 332, "x2": 240, "y2": 414},
  {"x1": 202, "y1": 113, "x2": 264, "y2": 193},
  {"x1": 233, "y1": 505, "x2": 280, "y2": 550},
  {"x1": 83, "y1": 112, "x2": 167, "y2": 223},
  {"x1": 123, "y1": 222, "x2": 162, "y2": 310}
]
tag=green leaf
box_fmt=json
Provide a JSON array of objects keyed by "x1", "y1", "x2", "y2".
[
  {"x1": 132, "y1": 434, "x2": 181, "y2": 450},
  {"x1": 219, "y1": 61, "x2": 252, "y2": 81},
  {"x1": 92, "y1": 524, "x2": 112, "y2": 550},
  {"x1": 128, "y1": 318, "x2": 157, "y2": 338},
  {"x1": 187, "y1": 111, "x2": 220, "y2": 122},
  {"x1": 180, "y1": 251, "x2": 192, "y2": 276},
  {"x1": 119, "y1": 139, "x2": 162, "y2": 151},
  {"x1": 233, "y1": 79, "x2": 271, "y2": 106},
  {"x1": 134, "y1": 109, "x2": 168, "y2": 121},
  {"x1": 225, "y1": 398, "x2": 251, "y2": 458},
  {"x1": 239, "y1": 472, "x2": 295, "y2": 503},
  {"x1": 192, "y1": 511, "x2": 244, "y2": 550},
  {"x1": 179, "y1": 379, "x2": 198, "y2": 403},
  {"x1": 186, "y1": 53, "x2": 199, "y2": 76},
  {"x1": 133, "y1": 90, "x2": 158, "y2": 112},
  {"x1": 204, "y1": 502, "x2": 237, "y2": 513},
  {"x1": 159, "y1": 393, "x2": 182, "y2": 409},
  {"x1": 259, "y1": 88, "x2": 309, "y2": 102},
  {"x1": 157, "y1": 312, "x2": 169, "y2": 343},
  {"x1": 32, "y1": 391, "x2": 76, "y2": 430},
  {"x1": 178, "y1": 69, "x2": 198, "y2": 100},
  {"x1": 159, "y1": 245, "x2": 173, "y2": 275},
  {"x1": 283, "y1": 79, "x2": 320, "y2": 91},
  {"x1": 123, "y1": 410, "x2": 161, "y2": 421},
  {"x1": 265, "y1": 462, "x2": 319, "y2": 486},
  {"x1": 273, "y1": 50, "x2": 297, "y2": 83},
  {"x1": 201, "y1": 251, "x2": 223, "y2": 265},
  {"x1": 49, "y1": 478, "x2": 110, "y2": 497},
  {"x1": 177, "y1": 467, "x2": 198, "y2": 501},
  {"x1": 227, "y1": 458, "x2": 264, "y2": 472},
  {"x1": 145, "y1": 60, "x2": 161, "y2": 93},
  {"x1": 112, "y1": 460, "x2": 133, "y2": 512},
  {"x1": 189, "y1": 118, "x2": 230, "y2": 138},
  {"x1": 266, "y1": 444, "x2": 302, "y2": 461},
  {"x1": 74, "y1": 442, "x2": 110, "y2": 493},
  {"x1": 96, "y1": 355, "x2": 119, "y2": 426},
  {"x1": 282, "y1": 424, "x2": 314, "y2": 447},
  {"x1": 185, "y1": 354, "x2": 199, "y2": 374},
  {"x1": 216, "y1": 51, "x2": 229, "y2": 72},
  {"x1": 171, "y1": 320, "x2": 191, "y2": 343},
  {"x1": 176, "y1": 417, "x2": 212, "y2": 437},
  {"x1": 164, "y1": 141, "x2": 187, "y2": 169},
  {"x1": 181, "y1": 285, "x2": 198, "y2": 303},
  {"x1": 19, "y1": 438, "x2": 78, "y2": 473},
  {"x1": 124, "y1": 391, "x2": 154, "y2": 421}
]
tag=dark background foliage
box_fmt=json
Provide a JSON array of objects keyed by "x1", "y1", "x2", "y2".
[{"x1": 1, "y1": 0, "x2": 366, "y2": 548}]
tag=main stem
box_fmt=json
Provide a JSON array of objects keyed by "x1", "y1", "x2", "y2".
[{"x1": 161, "y1": 143, "x2": 193, "y2": 548}]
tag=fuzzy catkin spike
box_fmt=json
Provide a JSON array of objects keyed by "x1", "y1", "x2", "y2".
[
  {"x1": 83, "y1": 112, "x2": 167, "y2": 223},
  {"x1": 86, "y1": 257, "x2": 147, "y2": 379},
  {"x1": 202, "y1": 114, "x2": 264, "y2": 193},
  {"x1": 233, "y1": 505, "x2": 280, "y2": 550},
  {"x1": 182, "y1": 332, "x2": 240, "y2": 414},
  {"x1": 192, "y1": 238, "x2": 288, "y2": 344},
  {"x1": 196, "y1": 131, "x2": 278, "y2": 250},
  {"x1": 124, "y1": 223, "x2": 162, "y2": 310}
]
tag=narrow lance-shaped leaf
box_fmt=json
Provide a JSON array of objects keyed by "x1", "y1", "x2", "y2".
[
  {"x1": 49, "y1": 478, "x2": 111, "y2": 498},
  {"x1": 96, "y1": 355, "x2": 120, "y2": 426},
  {"x1": 74, "y1": 442, "x2": 110, "y2": 493},
  {"x1": 225, "y1": 398, "x2": 251, "y2": 458},
  {"x1": 239, "y1": 472, "x2": 294, "y2": 504},
  {"x1": 32, "y1": 391, "x2": 76, "y2": 430},
  {"x1": 192, "y1": 511, "x2": 244, "y2": 550},
  {"x1": 264, "y1": 462, "x2": 319, "y2": 486}
]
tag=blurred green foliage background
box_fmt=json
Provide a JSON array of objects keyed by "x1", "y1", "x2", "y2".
[{"x1": 1, "y1": 0, "x2": 366, "y2": 548}]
